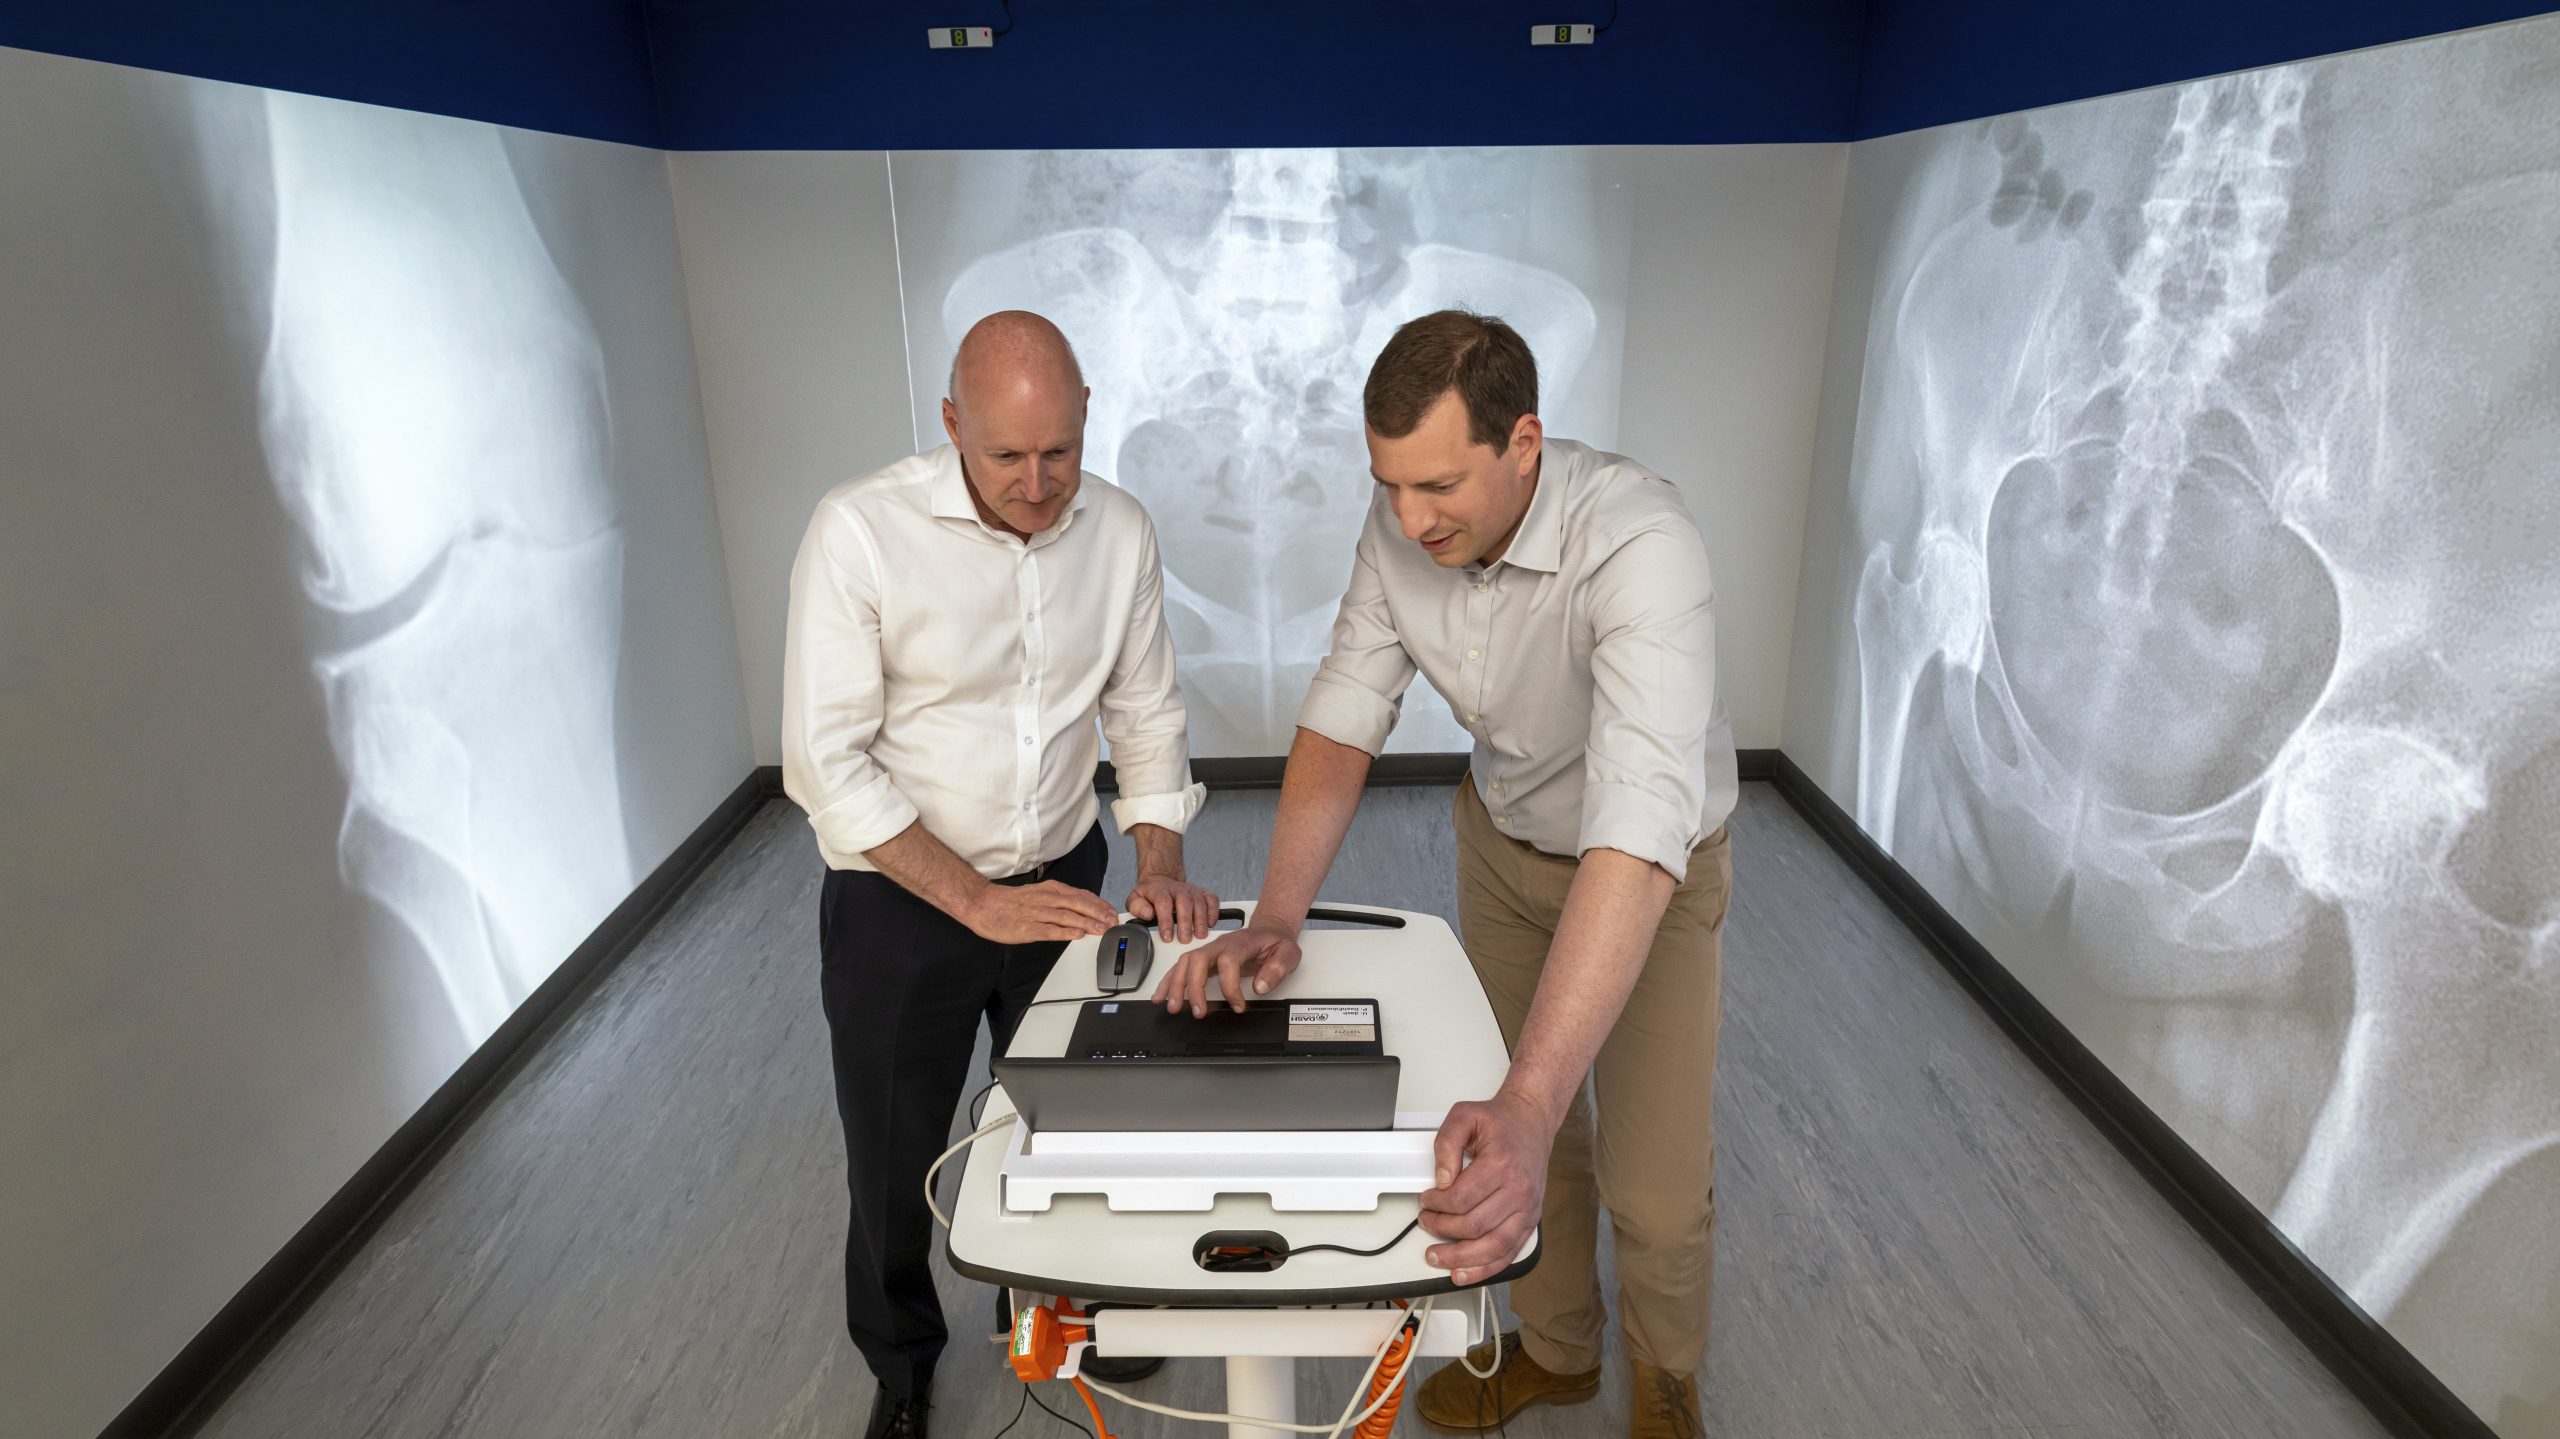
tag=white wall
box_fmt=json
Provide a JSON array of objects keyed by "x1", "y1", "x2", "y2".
[
  {"x1": 1606, "y1": 144, "x2": 1847, "y2": 754},
  {"x1": 1785, "y1": 18, "x2": 2560, "y2": 1435},
  {"x1": 0, "y1": 47, "x2": 749, "y2": 1438},
  {"x1": 13, "y1": 20, "x2": 2544, "y2": 1437},
  {"x1": 671, "y1": 144, "x2": 1845, "y2": 762},
  {"x1": 5, "y1": 108, "x2": 1839, "y2": 1438},
  {"x1": 665, "y1": 151, "x2": 915, "y2": 769}
]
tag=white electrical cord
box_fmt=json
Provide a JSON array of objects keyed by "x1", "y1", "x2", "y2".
[
  {"x1": 924, "y1": 1112, "x2": 1016, "y2": 1230},
  {"x1": 1078, "y1": 1295, "x2": 1434, "y2": 1437},
  {"x1": 929, "y1": 1107, "x2": 1512, "y2": 1430},
  {"x1": 1458, "y1": 1283, "x2": 1503, "y2": 1378}
]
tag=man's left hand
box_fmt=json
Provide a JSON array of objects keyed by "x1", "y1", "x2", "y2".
[
  {"x1": 1126, "y1": 874, "x2": 1221, "y2": 943},
  {"x1": 1419, "y1": 1087, "x2": 1555, "y2": 1286}
]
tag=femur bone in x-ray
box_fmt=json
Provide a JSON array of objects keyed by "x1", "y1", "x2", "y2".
[{"x1": 192, "y1": 90, "x2": 637, "y2": 1045}]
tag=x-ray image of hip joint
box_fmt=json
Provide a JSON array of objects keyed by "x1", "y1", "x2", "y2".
[
  {"x1": 896, "y1": 148, "x2": 1624, "y2": 756},
  {"x1": 1843, "y1": 19, "x2": 2560, "y2": 1361},
  {"x1": 188, "y1": 90, "x2": 636, "y2": 1046}
]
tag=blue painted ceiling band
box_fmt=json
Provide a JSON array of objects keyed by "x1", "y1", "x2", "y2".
[{"x1": 0, "y1": 1, "x2": 2549, "y2": 149}]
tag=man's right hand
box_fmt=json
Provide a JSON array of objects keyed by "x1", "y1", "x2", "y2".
[
  {"x1": 962, "y1": 880, "x2": 1118, "y2": 945},
  {"x1": 1151, "y1": 922, "x2": 1302, "y2": 1017}
]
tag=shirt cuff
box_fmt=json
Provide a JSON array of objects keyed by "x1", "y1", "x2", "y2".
[
  {"x1": 1110, "y1": 780, "x2": 1207, "y2": 837},
  {"x1": 1578, "y1": 778, "x2": 1700, "y2": 885},
  {"x1": 805, "y1": 772, "x2": 921, "y2": 869},
  {"x1": 1295, "y1": 671, "x2": 1400, "y2": 756}
]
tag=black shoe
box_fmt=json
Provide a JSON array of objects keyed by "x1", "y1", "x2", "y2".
[
  {"x1": 1079, "y1": 1353, "x2": 1165, "y2": 1383},
  {"x1": 864, "y1": 1391, "x2": 929, "y2": 1439}
]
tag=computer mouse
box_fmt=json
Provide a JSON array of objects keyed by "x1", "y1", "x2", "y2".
[{"x1": 1096, "y1": 922, "x2": 1151, "y2": 994}]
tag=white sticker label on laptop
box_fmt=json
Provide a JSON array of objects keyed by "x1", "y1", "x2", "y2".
[{"x1": 1288, "y1": 1003, "x2": 1376, "y2": 1042}]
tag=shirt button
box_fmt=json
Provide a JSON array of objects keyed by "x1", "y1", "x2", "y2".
[
  {"x1": 1492, "y1": 781, "x2": 1503, "y2": 792},
  {"x1": 1021, "y1": 736, "x2": 1033, "y2": 746},
  {"x1": 1466, "y1": 714, "x2": 1479, "y2": 724},
  {"x1": 1467, "y1": 648, "x2": 1480, "y2": 660}
]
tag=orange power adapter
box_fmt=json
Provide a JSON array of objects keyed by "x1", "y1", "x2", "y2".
[{"x1": 1006, "y1": 1299, "x2": 1090, "y2": 1381}]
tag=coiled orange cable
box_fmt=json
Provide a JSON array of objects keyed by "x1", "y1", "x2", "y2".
[{"x1": 1351, "y1": 1316, "x2": 1421, "y2": 1438}]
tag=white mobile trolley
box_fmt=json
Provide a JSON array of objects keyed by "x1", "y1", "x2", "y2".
[{"x1": 943, "y1": 901, "x2": 1537, "y2": 1439}]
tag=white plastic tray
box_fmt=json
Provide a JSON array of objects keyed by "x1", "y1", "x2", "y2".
[{"x1": 996, "y1": 1112, "x2": 1447, "y2": 1213}]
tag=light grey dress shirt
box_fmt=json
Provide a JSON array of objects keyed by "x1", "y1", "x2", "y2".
[
  {"x1": 781, "y1": 444, "x2": 1206, "y2": 876},
  {"x1": 1296, "y1": 437, "x2": 1737, "y2": 882}
]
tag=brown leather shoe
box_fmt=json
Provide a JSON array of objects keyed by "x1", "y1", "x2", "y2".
[
  {"x1": 1629, "y1": 1360, "x2": 1705, "y2": 1439},
  {"x1": 1416, "y1": 1330, "x2": 1601, "y2": 1433}
]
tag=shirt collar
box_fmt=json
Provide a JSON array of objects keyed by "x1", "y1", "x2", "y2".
[
  {"x1": 1488, "y1": 442, "x2": 1567, "y2": 575},
  {"x1": 929, "y1": 443, "x2": 1090, "y2": 545},
  {"x1": 929, "y1": 445, "x2": 979, "y2": 522}
]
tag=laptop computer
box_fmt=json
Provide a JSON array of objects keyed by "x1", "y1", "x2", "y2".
[{"x1": 993, "y1": 998, "x2": 1399, "y2": 1132}]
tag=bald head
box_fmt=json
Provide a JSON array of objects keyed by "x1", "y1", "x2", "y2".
[
  {"x1": 940, "y1": 311, "x2": 1090, "y2": 540},
  {"x1": 947, "y1": 310, "x2": 1084, "y2": 417}
]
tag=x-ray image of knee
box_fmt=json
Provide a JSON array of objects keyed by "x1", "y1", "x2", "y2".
[
  {"x1": 1836, "y1": 17, "x2": 2559, "y2": 1414},
  {"x1": 187, "y1": 91, "x2": 636, "y2": 1046},
  {"x1": 890, "y1": 148, "x2": 1627, "y2": 756}
]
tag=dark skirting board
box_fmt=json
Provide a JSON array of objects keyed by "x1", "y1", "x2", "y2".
[
  {"x1": 1760, "y1": 752, "x2": 2492, "y2": 1439},
  {"x1": 113, "y1": 770, "x2": 771, "y2": 1439},
  {"x1": 1100, "y1": 748, "x2": 1780, "y2": 792},
  {"x1": 125, "y1": 745, "x2": 2475, "y2": 1438}
]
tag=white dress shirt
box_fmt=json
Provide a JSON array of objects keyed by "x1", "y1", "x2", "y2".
[
  {"x1": 782, "y1": 444, "x2": 1206, "y2": 876},
  {"x1": 1297, "y1": 437, "x2": 1738, "y2": 882}
]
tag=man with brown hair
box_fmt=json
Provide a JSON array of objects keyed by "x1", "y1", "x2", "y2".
[{"x1": 1155, "y1": 310, "x2": 1738, "y2": 1436}]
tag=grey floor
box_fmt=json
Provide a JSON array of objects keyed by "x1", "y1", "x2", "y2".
[{"x1": 189, "y1": 785, "x2": 2394, "y2": 1439}]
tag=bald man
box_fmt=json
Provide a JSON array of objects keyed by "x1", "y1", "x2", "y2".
[{"x1": 783, "y1": 312, "x2": 1213, "y2": 1438}]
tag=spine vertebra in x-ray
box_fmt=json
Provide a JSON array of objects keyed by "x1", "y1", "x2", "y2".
[
  {"x1": 915, "y1": 148, "x2": 1609, "y2": 756},
  {"x1": 197, "y1": 92, "x2": 636, "y2": 1044},
  {"x1": 1842, "y1": 19, "x2": 2559, "y2": 1410}
]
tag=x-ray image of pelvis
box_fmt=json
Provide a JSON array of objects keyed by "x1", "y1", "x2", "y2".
[
  {"x1": 1840, "y1": 16, "x2": 2559, "y2": 1411},
  {"x1": 180, "y1": 89, "x2": 637, "y2": 1048},
  {"x1": 890, "y1": 148, "x2": 1629, "y2": 757}
]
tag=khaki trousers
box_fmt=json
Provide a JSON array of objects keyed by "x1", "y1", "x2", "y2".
[{"x1": 1452, "y1": 777, "x2": 1731, "y2": 1375}]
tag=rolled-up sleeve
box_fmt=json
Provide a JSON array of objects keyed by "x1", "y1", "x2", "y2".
[
  {"x1": 1099, "y1": 509, "x2": 1208, "y2": 835},
  {"x1": 780, "y1": 498, "x2": 920, "y2": 867},
  {"x1": 1579, "y1": 523, "x2": 1717, "y2": 882},
  {"x1": 1294, "y1": 518, "x2": 1418, "y2": 757}
]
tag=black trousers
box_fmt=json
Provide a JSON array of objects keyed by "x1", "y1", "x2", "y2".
[{"x1": 817, "y1": 823, "x2": 1108, "y2": 1400}]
